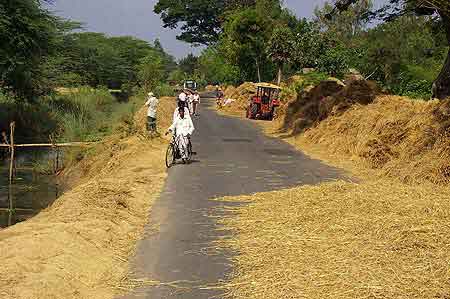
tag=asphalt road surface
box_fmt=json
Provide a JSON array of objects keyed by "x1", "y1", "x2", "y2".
[{"x1": 119, "y1": 93, "x2": 344, "y2": 299}]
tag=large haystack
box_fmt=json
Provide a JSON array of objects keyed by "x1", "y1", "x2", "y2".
[
  {"x1": 205, "y1": 85, "x2": 216, "y2": 92},
  {"x1": 221, "y1": 82, "x2": 256, "y2": 114},
  {"x1": 303, "y1": 96, "x2": 450, "y2": 184},
  {"x1": 282, "y1": 80, "x2": 379, "y2": 134}
]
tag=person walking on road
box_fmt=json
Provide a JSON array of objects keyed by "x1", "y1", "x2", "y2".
[
  {"x1": 187, "y1": 91, "x2": 194, "y2": 115},
  {"x1": 166, "y1": 107, "x2": 195, "y2": 163},
  {"x1": 193, "y1": 92, "x2": 200, "y2": 116},
  {"x1": 145, "y1": 92, "x2": 159, "y2": 135},
  {"x1": 216, "y1": 87, "x2": 224, "y2": 109}
]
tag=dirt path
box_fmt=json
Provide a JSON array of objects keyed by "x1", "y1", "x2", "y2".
[{"x1": 119, "y1": 94, "x2": 345, "y2": 299}]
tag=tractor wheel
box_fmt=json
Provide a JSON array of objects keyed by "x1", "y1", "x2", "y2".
[
  {"x1": 268, "y1": 107, "x2": 275, "y2": 121},
  {"x1": 250, "y1": 104, "x2": 258, "y2": 119}
]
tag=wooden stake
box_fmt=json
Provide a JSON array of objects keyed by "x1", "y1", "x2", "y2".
[{"x1": 9, "y1": 122, "x2": 15, "y2": 183}]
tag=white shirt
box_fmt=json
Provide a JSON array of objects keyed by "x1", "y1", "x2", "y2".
[
  {"x1": 169, "y1": 116, "x2": 195, "y2": 137},
  {"x1": 145, "y1": 96, "x2": 159, "y2": 118},
  {"x1": 178, "y1": 92, "x2": 187, "y2": 102},
  {"x1": 187, "y1": 94, "x2": 194, "y2": 103},
  {"x1": 173, "y1": 107, "x2": 191, "y2": 122},
  {"x1": 193, "y1": 94, "x2": 200, "y2": 102}
]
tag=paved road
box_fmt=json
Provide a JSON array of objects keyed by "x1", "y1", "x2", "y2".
[{"x1": 119, "y1": 93, "x2": 344, "y2": 299}]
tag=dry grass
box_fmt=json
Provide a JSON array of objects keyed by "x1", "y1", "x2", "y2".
[
  {"x1": 301, "y1": 96, "x2": 450, "y2": 185},
  {"x1": 205, "y1": 85, "x2": 217, "y2": 92},
  {"x1": 0, "y1": 97, "x2": 176, "y2": 299},
  {"x1": 215, "y1": 81, "x2": 450, "y2": 298},
  {"x1": 221, "y1": 80, "x2": 450, "y2": 185},
  {"x1": 218, "y1": 179, "x2": 450, "y2": 299},
  {"x1": 281, "y1": 80, "x2": 379, "y2": 134},
  {"x1": 220, "y1": 82, "x2": 256, "y2": 116}
]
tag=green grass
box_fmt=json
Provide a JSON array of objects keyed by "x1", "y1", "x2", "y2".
[
  {"x1": 47, "y1": 87, "x2": 142, "y2": 142},
  {"x1": 1, "y1": 86, "x2": 146, "y2": 171}
]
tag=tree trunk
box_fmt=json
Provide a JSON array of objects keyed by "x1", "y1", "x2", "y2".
[
  {"x1": 277, "y1": 64, "x2": 282, "y2": 85},
  {"x1": 432, "y1": 12, "x2": 450, "y2": 100},
  {"x1": 256, "y1": 57, "x2": 261, "y2": 83}
]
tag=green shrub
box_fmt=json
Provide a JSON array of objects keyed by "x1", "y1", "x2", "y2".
[
  {"x1": 390, "y1": 63, "x2": 440, "y2": 99},
  {"x1": 48, "y1": 87, "x2": 119, "y2": 142},
  {"x1": 294, "y1": 72, "x2": 329, "y2": 92},
  {"x1": 154, "y1": 83, "x2": 175, "y2": 97}
]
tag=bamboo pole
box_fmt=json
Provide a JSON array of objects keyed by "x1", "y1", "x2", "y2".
[
  {"x1": 0, "y1": 208, "x2": 33, "y2": 212},
  {"x1": 8, "y1": 184, "x2": 13, "y2": 227},
  {"x1": 9, "y1": 122, "x2": 15, "y2": 183},
  {"x1": 0, "y1": 142, "x2": 95, "y2": 148}
]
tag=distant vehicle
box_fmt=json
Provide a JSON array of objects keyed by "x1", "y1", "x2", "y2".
[
  {"x1": 183, "y1": 80, "x2": 197, "y2": 91},
  {"x1": 246, "y1": 83, "x2": 281, "y2": 121}
]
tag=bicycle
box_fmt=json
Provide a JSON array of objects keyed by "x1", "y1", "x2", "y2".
[{"x1": 165, "y1": 133, "x2": 193, "y2": 168}]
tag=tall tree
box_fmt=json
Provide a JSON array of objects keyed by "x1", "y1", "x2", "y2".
[
  {"x1": 315, "y1": 0, "x2": 373, "y2": 42},
  {"x1": 154, "y1": 0, "x2": 256, "y2": 45},
  {"x1": 137, "y1": 51, "x2": 165, "y2": 92},
  {"x1": 331, "y1": 0, "x2": 450, "y2": 99},
  {"x1": 198, "y1": 46, "x2": 241, "y2": 85},
  {"x1": 222, "y1": 8, "x2": 272, "y2": 82},
  {"x1": 0, "y1": 0, "x2": 57, "y2": 100},
  {"x1": 179, "y1": 54, "x2": 200, "y2": 76},
  {"x1": 267, "y1": 27, "x2": 295, "y2": 84},
  {"x1": 153, "y1": 39, "x2": 177, "y2": 76},
  {"x1": 154, "y1": 0, "x2": 225, "y2": 45}
]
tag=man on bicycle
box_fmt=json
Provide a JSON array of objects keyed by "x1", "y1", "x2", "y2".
[
  {"x1": 178, "y1": 90, "x2": 187, "y2": 108},
  {"x1": 166, "y1": 107, "x2": 195, "y2": 163},
  {"x1": 173, "y1": 100, "x2": 191, "y2": 123}
]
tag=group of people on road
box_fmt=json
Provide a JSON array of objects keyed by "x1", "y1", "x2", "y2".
[
  {"x1": 177, "y1": 89, "x2": 201, "y2": 117},
  {"x1": 144, "y1": 89, "x2": 199, "y2": 163},
  {"x1": 167, "y1": 89, "x2": 198, "y2": 162}
]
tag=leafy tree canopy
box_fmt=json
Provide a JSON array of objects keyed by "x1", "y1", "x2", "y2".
[
  {"x1": 331, "y1": 0, "x2": 450, "y2": 99},
  {"x1": 153, "y1": 0, "x2": 261, "y2": 45},
  {"x1": 0, "y1": 0, "x2": 58, "y2": 100}
]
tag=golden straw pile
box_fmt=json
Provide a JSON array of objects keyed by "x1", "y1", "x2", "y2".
[
  {"x1": 218, "y1": 179, "x2": 450, "y2": 299},
  {"x1": 0, "y1": 97, "x2": 176, "y2": 299},
  {"x1": 221, "y1": 82, "x2": 256, "y2": 115},
  {"x1": 302, "y1": 96, "x2": 450, "y2": 185}
]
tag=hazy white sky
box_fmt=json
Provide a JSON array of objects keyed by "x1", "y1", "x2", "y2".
[{"x1": 47, "y1": 0, "x2": 379, "y2": 59}]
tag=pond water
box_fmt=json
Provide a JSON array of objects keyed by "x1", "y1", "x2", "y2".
[{"x1": 0, "y1": 149, "x2": 62, "y2": 228}]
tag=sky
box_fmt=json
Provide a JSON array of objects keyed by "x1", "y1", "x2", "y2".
[{"x1": 47, "y1": 0, "x2": 353, "y2": 59}]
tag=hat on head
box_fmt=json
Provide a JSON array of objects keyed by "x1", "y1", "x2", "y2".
[{"x1": 148, "y1": 92, "x2": 154, "y2": 96}]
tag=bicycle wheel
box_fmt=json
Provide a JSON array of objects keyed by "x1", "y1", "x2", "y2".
[
  {"x1": 186, "y1": 140, "x2": 193, "y2": 162},
  {"x1": 165, "y1": 143, "x2": 175, "y2": 168}
]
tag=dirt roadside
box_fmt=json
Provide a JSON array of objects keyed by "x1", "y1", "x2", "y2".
[{"x1": 0, "y1": 97, "x2": 176, "y2": 299}]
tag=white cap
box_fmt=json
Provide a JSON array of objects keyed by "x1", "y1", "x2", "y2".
[{"x1": 148, "y1": 92, "x2": 154, "y2": 96}]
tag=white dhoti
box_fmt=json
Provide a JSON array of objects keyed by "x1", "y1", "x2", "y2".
[
  {"x1": 168, "y1": 116, "x2": 195, "y2": 160},
  {"x1": 176, "y1": 134, "x2": 189, "y2": 159}
]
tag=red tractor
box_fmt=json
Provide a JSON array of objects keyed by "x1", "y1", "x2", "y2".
[{"x1": 246, "y1": 83, "x2": 281, "y2": 120}]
